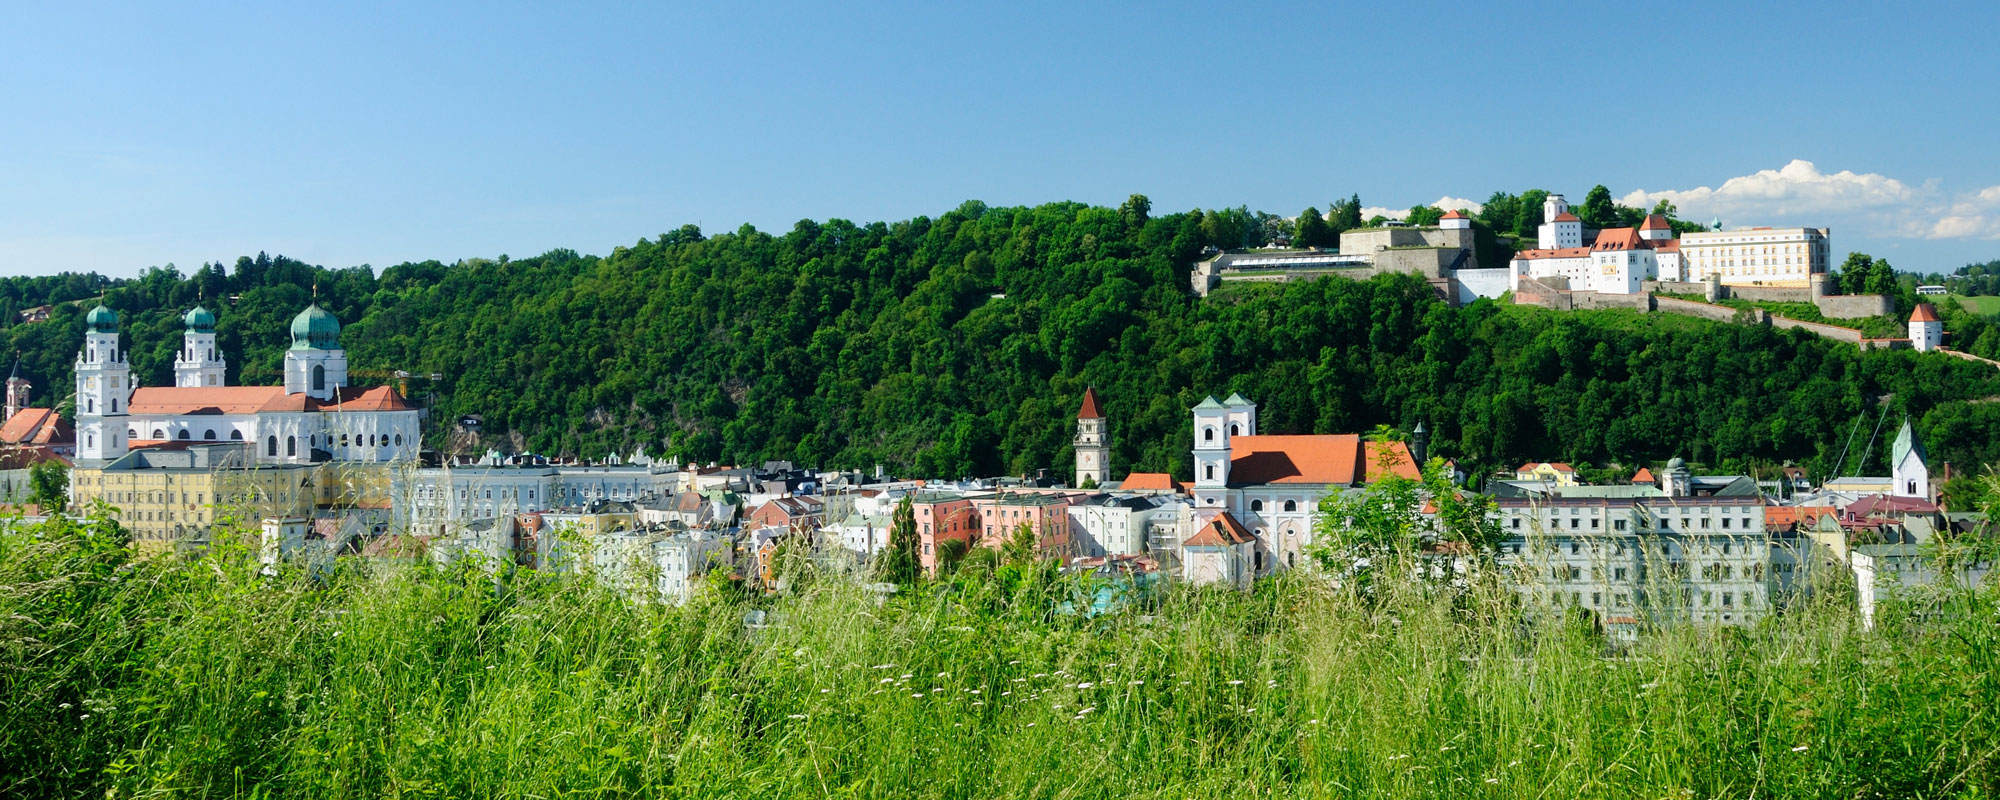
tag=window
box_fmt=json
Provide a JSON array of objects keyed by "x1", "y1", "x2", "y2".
[
  {"x1": 312, "y1": 364, "x2": 326, "y2": 392},
  {"x1": 1283, "y1": 500, "x2": 1297, "y2": 512},
  {"x1": 203, "y1": 430, "x2": 216, "y2": 440},
  {"x1": 1203, "y1": 427, "x2": 1215, "y2": 443},
  {"x1": 1614, "y1": 567, "x2": 1628, "y2": 581},
  {"x1": 1250, "y1": 499, "x2": 1263, "y2": 512},
  {"x1": 1510, "y1": 518, "x2": 1521, "y2": 529},
  {"x1": 231, "y1": 430, "x2": 243, "y2": 441},
  {"x1": 394, "y1": 434, "x2": 402, "y2": 446},
  {"x1": 1229, "y1": 423, "x2": 1240, "y2": 436},
  {"x1": 267, "y1": 436, "x2": 278, "y2": 457},
  {"x1": 1204, "y1": 464, "x2": 1214, "y2": 481},
  {"x1": 286, "y1": 436, "x2": 296, "y2": 457},
  {"x1": 177, "y1": 430, "x2": 190, "y2": 440}
]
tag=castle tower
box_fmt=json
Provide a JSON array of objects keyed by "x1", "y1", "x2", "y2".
[
  {"x1": 1639, "y1": 213, "x2": 1673, "y2": 241},
  {"x1": 1537, "y1": 195, "x2": 1582, "y2": 250},
  {"x1": 1892, "y1": 419, "x2": 1928, "y2": 500},
  {"x1": 283, "y1": 303, "x2": 348, "y2": 401},
  {"x1": 5, "y1": 360, "x2": 28, "y2": 422},
  {"x1": 1074, "y1": 387, "x2": 1108, "y2": 487},
  {"x1": 1908, "y1": 303, "x2": 1943, "y2": 352},
  {"x1": 175, "y1": 306, "x2": 227, "y2": 387},
  {"x1": 75, "y1": 304, "x2": 131, "y2": 461},
  {"x1": 1191, "y1": 395, "x2": 1233, "y2": 508}
]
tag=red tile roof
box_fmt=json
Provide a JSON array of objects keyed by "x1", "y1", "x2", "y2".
[
  {"x1": 1640, "y1": 214, "x2": 1671, "y2": 230},
  {"x1": 1440, "y1": 210, "x2": 1468, "y2": 219},
  {"x1": 1845, "y1": 494, "x2": 1939, "y2": 517},
  {"x1": 1184, "y1": 511, "x2": 1255, "y2": 547},
  {"x1": 1910, "y1": 303, "x2": 1940, "y2": 323},
  {"x1": 1119, "y1": 472, "x2": 1182, "y2": 492},
  {"x1": 1229, "y1": 434, "x2": 1362, "y2": 485},
  {"x1": 0, "y1": 407, "x2": 70, "y2": 446},
  {"x1": 1647, "y1": 239, "x2": 1681, "y2": 254},
  {"x1": 129, "y1": 385, "x2": 413, "y2": 415},
  {"x1": 1591, "y1": 228, "x2": 1644, "y2": 251},
  {"x1": 1552, "y1": 212, "x2": 1580, "y2": 222},
  {"x1": 1512, "y1": 247, "x2": 1592, "y2": 261},
  {"x1": 1630, "y1": 467, "x2": 1655, "y2": 484},
  {"x1": 1764, "y1": 506, "x2": 1834, "y2": 528},
  {"x1": 1364, "y1": 441, "x2": 1421, "y2": 482},
  {"x1": 1076, "y1": 387, "x2": 1104, "y2": 419}
]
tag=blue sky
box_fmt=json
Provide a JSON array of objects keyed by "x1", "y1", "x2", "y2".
[{"x1": 3, "y1": 1, "x2": 1997, "y2": 278}]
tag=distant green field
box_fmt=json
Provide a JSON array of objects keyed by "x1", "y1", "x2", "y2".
[{"x1": 1950, "y1": 294, "x2": 2000, "y2": 315}]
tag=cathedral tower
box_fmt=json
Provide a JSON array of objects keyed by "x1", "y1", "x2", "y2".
[
  {"x1": 175, "y1": 306, "x2": 227, "y2": 387},
  {"x1": 283, "y1": 303, "x2": 348, "y2": 401},
  {"x1": 75, "y1": 304, "x2": 131, "y2": 461}
]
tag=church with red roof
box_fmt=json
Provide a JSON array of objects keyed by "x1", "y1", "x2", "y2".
[{"x1": 72, "y1": 300, "x2": 422, "y2": 466}]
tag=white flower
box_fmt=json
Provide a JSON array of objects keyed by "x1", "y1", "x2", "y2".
[
  {"x1": 872, "y1": 664, "x2": 893, "y2": 669},
  {"x1": 1485, "y1": 778, "x2": 1499, "y2": 785},
  {"x1": 1508, "y1": 760, "x2": 1520, "y2": 767},
  {"x1": 1008, "y1": 659, "x2": 1021, "y2": 665},
  {"x1": 900, "y1": 674, "x2": 913, "y2": 680},
  {"x1": 1027, "y1": 722, "x2": 1036, "y2": 728},
  {"x1": 1307, "y1": 719, "x2": 1320, "y2": 725},
  {"x1": 1388, "y1": 754, "x2": 1408, "y2": 761},
  {"x1": 1033, "y1": 673, "x2": 1047, "y2": 678},
  {"x1": 1104, "y1": 663, "x2": 1118, "y2": 668},
  {"x1": 820, "y1": 689, "x2": 831, "y2": 694},
  {"x1": 1791, "y1": 744, "x2": 1809, "y2": 752},
  {"x1": 935, "y1": 671, "x2": 949, "y2": 678},
  {"x1": 1228, "y1": 680, "x2": 1244, "y2": 686},
  {"x1": 787, "y1": 714, "x2": 807, "y2": 719},
  {"x1": 1129, "y1": 680, "x2": 1144, "y2": 685},
  {"x1": 486, "y1": 665, "x2": 495, "y2": 670},
  {"x1": 1439, "y1": 746, "x2": 1454, "y2": 752},
  {"x1": 1079, "y1": 706, "x2": 1096, "y2": 714},
  {"x1": 1002, "y1": 691, "x2": 1012, "y2": 697},
  {"x1": 973, "y1": 701, "x2": 984, "y2": 706},
  {"x1": 1077, "y1": 682, "x2": 1094, "y2": 689},
  {"x1": 911, "y1": 693, "x2": 924, "y2": 698},
  {"x1": 879, "y1": 678, "x2": 894, "y2": 684}
]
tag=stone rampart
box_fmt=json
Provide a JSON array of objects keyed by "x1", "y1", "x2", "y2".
[
  {"x1": 1816, "y1": 293, "x2": 1894, "y2": 319},
  {"x1": 1655, "y1": 296, "x2": 1758, "y2": 325},
  {"x1": 1571, "y1": 292, "x2": 1652, "y2": 311},
  {"x1": 1769, "y1": 316, "x2": 1864, "y2": 343}
]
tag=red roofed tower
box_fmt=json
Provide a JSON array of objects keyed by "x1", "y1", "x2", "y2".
[{"x1": 1075, "y1": 387, "x2": 1108, "y2": 487}]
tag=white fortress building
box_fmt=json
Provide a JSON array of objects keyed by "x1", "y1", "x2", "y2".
[
  {"x1": 1908, "y1": 303, "x2": 1943, "y2": 353},
  {"x1": 1677, "y1": 226, "x2": 1829, "y2": 288},
  {"x1": 73, "y1": 301, "x2": 422, "y2": 466}
]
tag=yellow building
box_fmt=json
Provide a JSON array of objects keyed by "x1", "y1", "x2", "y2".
[
  {"x1": 71, "y1": 443, "x2": 338, "y2": 556},
  {"x1": 1678, "y1": 226, "x2": 1830, "y2": 288},
  {"x1": 1513, "y1": 461, "x2": 1581, "y2": 487}
]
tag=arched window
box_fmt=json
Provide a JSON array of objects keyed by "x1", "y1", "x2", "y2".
[
  {"x1": 203, "y1": 430, "x2": 216, "y2": 440},
  {"x1": 1284, "y1": 499, "x2": 1297, "y2": 512},
  {"x1": 341, "y1": 434, "x2": 349, "y2": 448},
  {"x1": 1250, "y1": 499, "x2": 1263, "y2": 512},
  {"x1": 127, "y1": 428, "x2": 137, "y2": 438},
  {"x1": 1230, "y1": 423, "x2": 1240, "y2": 436},
  {"x1": 312, "y1": 364, "x2": 325, "y2": 392},
  {"x1": 176, "y1": 430, "x2": 190, "y2": 440},
  {"x1": 286, "y1": 436, "x2": 296, "y2": 457},
  {"x1": 1204, "y1": 464, "x2": 1215, "y2": 481},
  {"x1": 153, "y1": 429, "x2": 164, "y2": 439},
  {"x1": 1203, "y1": 427, "x2": 1214, "y2": 443},
  {"x1": 111, "y1": 399, "x2": 118, "y2": 413},
  {"x1": 230, "y1": 430, "x2": 243, "y2": 441},
  {"x1": 267, "y1": 436, "x2": 278, "y2": 457},
  {"x1": 86, "y1": 398, "x2": 94, "y2": 413}
]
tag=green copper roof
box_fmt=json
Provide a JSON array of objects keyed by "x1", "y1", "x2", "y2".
[
  {"x1": 1223, "y1": 392, "x2": 1254, "y2": 407},
  {"x1": 183, "y1": 305, "x2": 216, "y2": 333},
  {"x1": 85, "y1": 304, "x2": 118, "y2": 333},
  {"x1": 289, "y1": 304, "x2": 341, "y2": 350},
  {"x1": 1892, "y1": 420, "x2": 1926, "y2": 466},
  {"x1": 1193, "y1": 395, "x2": 1226, "y2": 410}
]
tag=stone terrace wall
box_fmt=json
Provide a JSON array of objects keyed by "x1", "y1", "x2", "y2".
[
  {"x1": 1655, "y1": 296, "x2": 1757, "y2": 324},
  {"x1": 1771, "y1": 316, "x2": 1864, "y2": 343},
  {"x1": 1514, "y1": 277, "x2": 1572, "y2": 310},
  {"x1": 1816, "y1": 293, "x2": 1895, "y2": 319},
  {"x1": 1730, "y1": 285, "x2": 1814, "y2": 303},
  {"x1": 1572, "y1": 292, "x2": 1651, "y2": 311}
]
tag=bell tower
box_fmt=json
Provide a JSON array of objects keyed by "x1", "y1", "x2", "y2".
[
  {"x1": 4, "y1": 360, "x2": 28, "y2": 421},
  {"x1": 1074, "y1": 387, "x2": 1108, "y2": 487},
  {"x1": 175, "y1": 306, "x2": 227, "y2": 387}
]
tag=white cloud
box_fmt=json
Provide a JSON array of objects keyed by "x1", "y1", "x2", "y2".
[
  {"x1": 1623, "y1": 160, "x2": 2000, "y2": 241},
  {"x1": 1358, "y1": 195, "x2": 1484, "y2": 220}
]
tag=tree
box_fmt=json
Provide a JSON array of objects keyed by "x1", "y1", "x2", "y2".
[
  {"x1": 1516, "y1": 189, "x2": 1550, "y2": 240},
  {"x1": 1003, "y1": 522, "x2": 1037, "y2": 566},
  {"x1": 1329, "y1": 194, "x2": 1364, "y2": 232},
  {"x1": 1579, "y1": 185, "x2": 1617, "y2": 229},
  {"x1": 878, "y1": 496, "x2": 919, "y2": 585},
  {"x1": 1405, "y1": 206, "x2": 1444, "y2": 227},
  {"x1": 29, "y1": 460, "x2": 66, "y2": 514},
  {"x1": 1119, "y1": 194, "x2": 1151, "y2": 230},
  {"x1": 1294, "y1": 207, "x2": 1336, "y2": 249}
]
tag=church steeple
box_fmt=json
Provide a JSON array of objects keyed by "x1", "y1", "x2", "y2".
[
  {"x1": 5, "y1": 358, "x2": 28, "y2": 422},
  {"x1": 1074, "y1": 387, "x2": 1108, "y2": 487}
]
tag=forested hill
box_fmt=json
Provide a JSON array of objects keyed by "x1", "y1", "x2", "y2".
[{"x1": 8, "y1": 199, "x2": 2000, "y2": 481}]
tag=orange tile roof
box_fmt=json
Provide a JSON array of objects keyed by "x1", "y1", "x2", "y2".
[
  {"x1": 1076, "y1": 387, "x2": 1104, "y2": 419},
  {"x1": 1185, "y1": 511, "x2": 1255, "y2": 547},
  {"x1": 1647, "y1": 239, "x2": 1681, "y2": 253},
  {"x1": 1229, "y1": 434, "x2": 1362, "y2": 485},
  {"x1": 0, "y1": 407, "x2": 65, "y2": 445},
  {"x1": 1640, "y1": 214, "x2": 1671, "y2": 230},
  {"x1": 1441, "y1": 210, "x2": 1468, "y2": 219},
  {"x1": 1512, "y1": 247, "x2": 1592, "y2": 260},
  {"x1": 1119, "y1": 472, "x2": 1182, "y2": 492},
  {"x1": 128, "y1": 384, "x2": 413, "y2": 415},
  {"x1": 1364, "y1": 441, "x2": 1421, "y2": 482},
  {"x1": 1910, "y1": 303, "x2": 1940, "y2": 323},
  {"x1": 1765, "y1": 506, "x2": 1835, "y2": 527},
  {"x1": 1591, "y1": 228, "x2": 1644, "y2": 251},
  {"x1": 1630, "y1": 467, "x2": 1655, "y2": 484},
  {"x1": 1552, "y1": 212, "x2": 1580, "y2": 222}
]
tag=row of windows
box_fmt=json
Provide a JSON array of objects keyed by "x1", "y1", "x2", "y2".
[{"x1": 1247, "y1": 499, "x2": 1300, "y2": 513}]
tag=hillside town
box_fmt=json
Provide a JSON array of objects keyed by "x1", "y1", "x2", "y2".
[{"x1": 0, "y1": 301, "x2": 1984, "y2": 633}]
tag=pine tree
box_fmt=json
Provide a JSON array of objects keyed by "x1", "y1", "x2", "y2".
[{"x1": 878, "y1": 496, "x2": 919, "y2": 584}]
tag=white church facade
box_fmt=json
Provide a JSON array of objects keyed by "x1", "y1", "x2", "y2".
[{"x1": 74, "y1": 302, "x2": 422, "y2": 466}]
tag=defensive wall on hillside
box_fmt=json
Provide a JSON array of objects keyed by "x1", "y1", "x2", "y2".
[
  {"x1": 1642, "y1": 275, "x2": 1893, "y2": 318},
  {"x1": 1518, "y1": 277, "x2": 1893, "y2": 349}
]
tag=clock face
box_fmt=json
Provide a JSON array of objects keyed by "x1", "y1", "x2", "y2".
[{"x1": 84, "y1": 377, "x2": 97, "y2": 390}]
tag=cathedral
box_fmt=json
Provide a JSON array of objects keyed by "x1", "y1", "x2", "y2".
[{"x1": 73, "y1": 301, "x2": 422, "y2": 466}]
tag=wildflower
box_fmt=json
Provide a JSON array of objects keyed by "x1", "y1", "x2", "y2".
[
  {"x1": 1129, "y1": 680, "x2": 1144, "y2": 686},
  {"x1": 1228, "y1": 680, "x2": 1245, "y2": 686},
  {"x1": 901, "y1": 674, "x2": 913, "y2": 680},
  {"x1": 936, "y1": 671, "x2": 949, "y2": 678},
  {"x1": 1388, "y1": 754, "x2": 1409, "y2": 761},
  {"x1": 1077, "y1": 682, "x2": 1095, "y2": 689},
  {"x1": 911, "y1": 693, "x2": 924, "y2": 699},
  {"x1": 58, "y1": 703, "x2": 71, "y2": 710},
  {"x1": 1104, "y1": 663, "x2": 1118, "y2": 668},
  {"x1": 1078, "y1": 706, "x2": 1096, "y2": 715},
  {"x1": 1485, "y1": 778, "x2": 1499, "y2": 785},
  {"x1": 1002, "y1": 691, "x2": 1012, "y2": 697},
  {"x1": 1246, "y1": 707, "x2": 1256, "y2": 713},
  {"x1": 1033, "y1": 673, "x2": 1047, "y2": 678},
  {"x1": 1307, "y1": 719, "x2": 1320, "y2": 725},
  {"x1": 973, "y1": 701, "x2": 985, "y2": 706},
  {"x1": 820, "y1": 689, "x2": 831, "y2": 694},
  {"x1": 1508, "y1": 760, "x2": 1520, "y2": 767},
  {"x1": 1440, "y1": 746, "x2": 1454, "y2": 752},
  {"x1": 1791, "y1": 745, "x2": 1808, "y2": 752},
  {"x1": 879, "y1": 678, "x2": 894, "y2": 684},
  {"x1": 1640, "y1": 681, "x2": 1659, "y2": 690},
  {"x1": 787, "y1": 714, "x2": 807, "y2": 719},
  {"x1": 1008, "y1": 659, "x2": 1021, "y2": 665},
  {"x1": 968, "y1": 688, "x2": 981, "y2": 694},
  {"x1": 486, "y1": 665, "x2": 495, "y2": 670}
]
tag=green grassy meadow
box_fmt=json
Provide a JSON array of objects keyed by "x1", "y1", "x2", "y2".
[
  {"x1": 1951, "y1": 294, "x2": 2000, "y2": 316},
  {"x1": 5, "y1": 513, "x2": 1998, "y2": 798}
]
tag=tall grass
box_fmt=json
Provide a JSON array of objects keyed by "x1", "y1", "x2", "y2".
[{"x1": 4, "y1": 513, "x2": 1997, "y2": 798}]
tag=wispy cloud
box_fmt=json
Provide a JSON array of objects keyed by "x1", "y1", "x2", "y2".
[{"x1": 1621, "y1": 159, "x2": 2000, "y2": 241}]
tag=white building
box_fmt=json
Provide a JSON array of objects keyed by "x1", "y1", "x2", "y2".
[
  {"x1": 1511, "y1": 215, "x2": 1678, "y2": 295},
  {"x1": 1181, "y1": 508, "x2": 1256, "y2": 589},
  {"x1": 1074, "y1": 387, "x2": 1108, "y2": 486},
  {"x1": 1535, "y1": 194, "x2": 1583, "y2": 250},
  {"x1": 1891, "y1": 419, "x2": 1929, "y2": 500},
  {"x1": 1677, "y1": 226, "x2": 1830, "y2": 288},
  {"x1": 1190, "y1": 393, "x2": 1420, "y2": 575},
  {"x1": 393, "y1": 463, "x2": 671, "y2": 532},
  {"x1": 1069, "y1": 494, "x2": 1185, "y2": 557},
  {"x1": 1908, "y1": 303, "x2": 1943, "y2": 353},
  {"x1": 74, "y1": 302, "x2": 424, "y2": 467}
]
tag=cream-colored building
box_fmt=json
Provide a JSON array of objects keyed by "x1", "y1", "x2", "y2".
[
  {"x1": 71, "y1": 443, "x2": 319, "y2": 556},
  {"x1": 1677, "y1": 226, "x2": 1830, "y2": 288}
]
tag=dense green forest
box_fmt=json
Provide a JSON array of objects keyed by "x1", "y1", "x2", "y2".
[{"x1": 8, "y1": 199, "x2": 2000, "y2": 483}]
